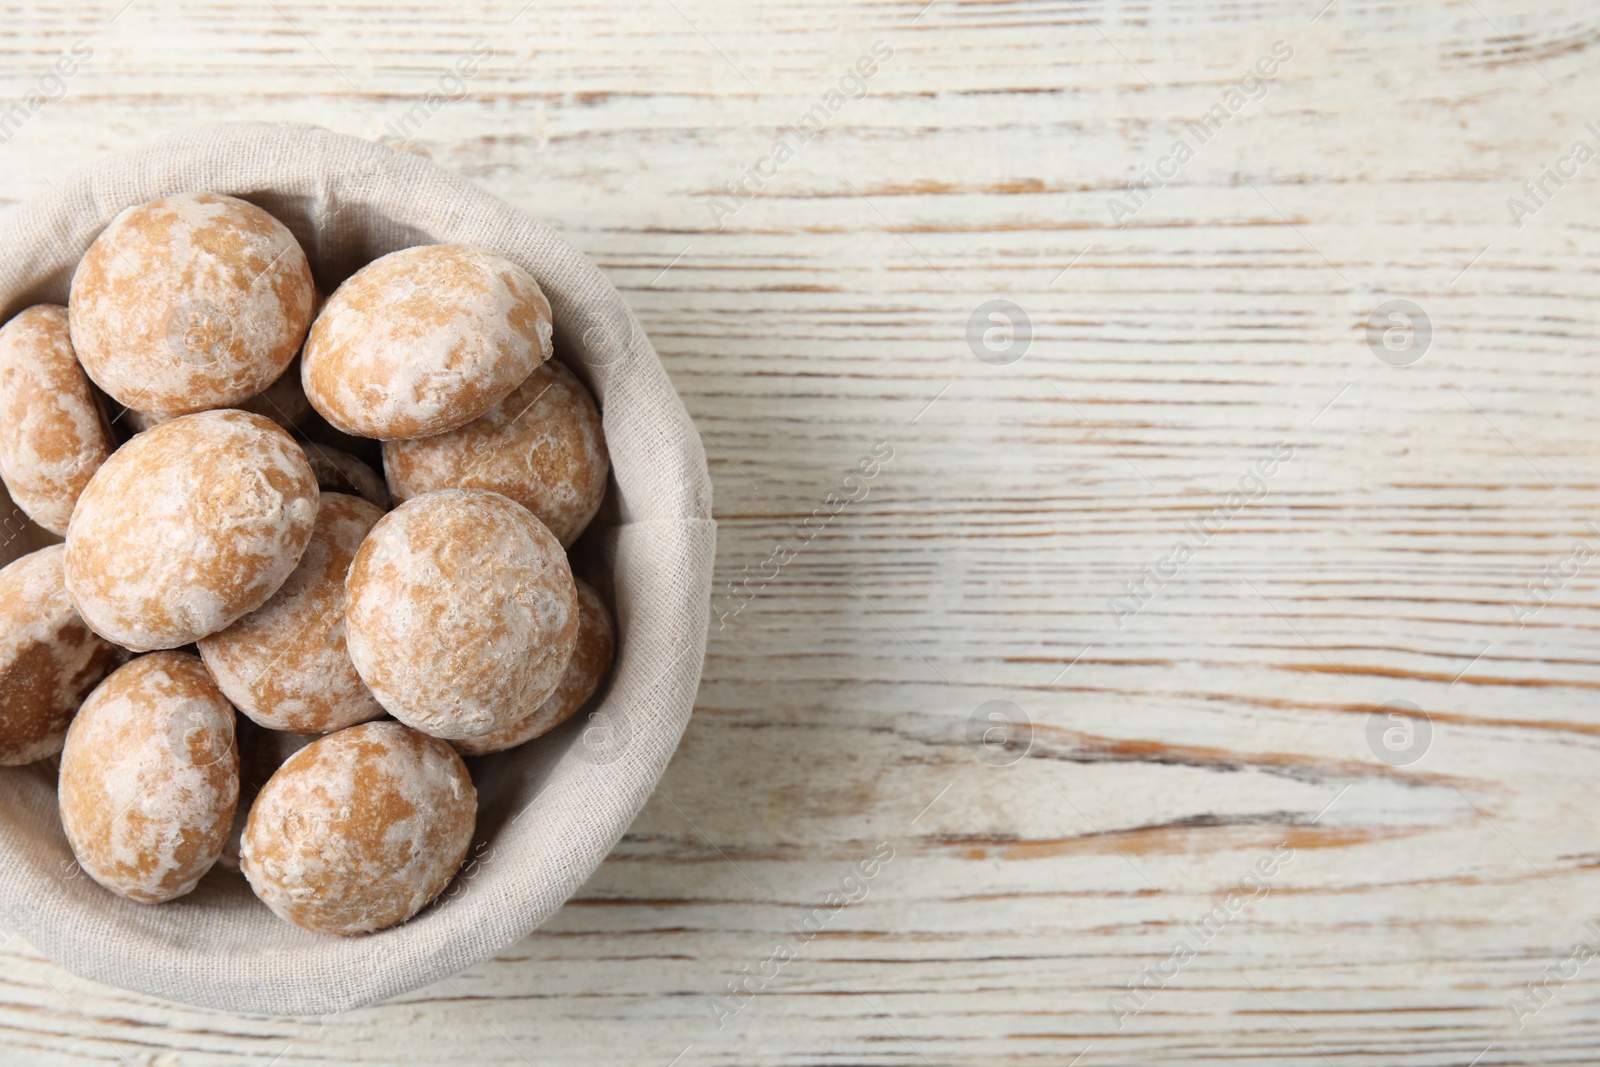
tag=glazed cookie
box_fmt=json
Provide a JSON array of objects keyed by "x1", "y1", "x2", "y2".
[
  {"x1": 302, "y1": 244, "x2": 553, "y2": 440},
  {"x1": 217, "y1": 717, "x2": 313, "y2": 872},
  {"x1": 64, "y1": 410, "x2": 319, "y2": 650},
  {"x1": 199, "y1": 492, "x2": 386, "y2": 734},
  {"x1": 241, "y1": 720, "x2": 476, "y2": 935},
  {"x1": 345, "y1": 489, "x2": 578, "y2": 740},
  {"x1": 58, "y1": 651, "x2": 239, "y2": 903},
  {"x1": 302, "y1": 442, "x2": 390, "y2": 509},
  {"x1": 68, "y1": 192, "x2": 316, "y2": 416},
  {"x1": 0, "y1": 306, "x2": 116, "y2": 534},
  {"x1": 383, "y1": 358, "x2": 608, "y2": 547},
  {"x1": 0, "y1": 546, "x2": 124, "y2": 765},
  {"x1": 454, "y1": 579, "x2": 615, "y2": 757}
]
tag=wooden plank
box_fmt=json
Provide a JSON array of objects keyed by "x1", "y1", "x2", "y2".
[{"x1": 3, "y1": 0, "x2": 1600, "y2": 1062}]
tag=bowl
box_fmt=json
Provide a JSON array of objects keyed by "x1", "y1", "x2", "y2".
[{"x1": 0, "y1": 122, "x2": 715, "y2": 1015}]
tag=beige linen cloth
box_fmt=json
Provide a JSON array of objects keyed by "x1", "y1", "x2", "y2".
[{"x1": 0, "y1": 122, "x2": 714, "y2": 1015}]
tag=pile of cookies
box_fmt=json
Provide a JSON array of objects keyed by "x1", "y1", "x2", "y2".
[{"x1": 0, "y1": 192, "x2": 616, "y2": 936}]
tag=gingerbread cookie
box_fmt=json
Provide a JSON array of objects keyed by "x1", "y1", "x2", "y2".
[
  {"x1": 240, "y1": 720, "x2": 476, "y2": 935},
  {"x1": 58, "y1": 651, "x2": 239, "y2": 903},
  {"x1": 302, "y1": 244, "x2": 552, "y2": 439},
  {"x1": 344, "y1": 489, "x2": 577, "y2": 740},
  {"x1": 0, "y1": 306, "x2": 116, "y2": 534},
  {"x1": 0, "y1": 545, "x2": 123, "y2": 765},
  {"x1": 64, "y1": 410, "x2": 319, "y2": 650},
  {"x1": 68, "y1": 192, "x2": 315, "y2": 416},
  {"x1": 383, "y1": 358, "x2": 608, "y2": 546}
]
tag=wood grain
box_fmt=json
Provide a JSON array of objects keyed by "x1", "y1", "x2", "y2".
[{"x1": 4, "y1": 0, "x2": 1600, "y2": 1062}]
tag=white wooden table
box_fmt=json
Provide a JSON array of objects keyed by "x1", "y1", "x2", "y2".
[{"x1": 4, "y1": 0, "x2": 1600, "y2": 1063}]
